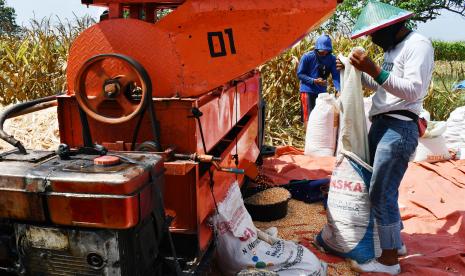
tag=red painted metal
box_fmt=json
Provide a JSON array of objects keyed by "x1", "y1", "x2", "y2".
[
  {"x1": 47, "y1": 191, "x2": 141, "y2": 229},
  {"x1": 67, "y1": 0, "x2": 337, "y2": 98},
  {"x1": 0, "y1": 152, "x2": 163, "y2": 229},
  {"x1": 57, "y1": 69, "x2": 260, "y2": 252},
  {"x1": 57, "y1": 0, "x2": 337, "y2": 261},
  {"x1": 0, "y1": 190, "x2": 45, "y2": 222},
  {"x1": 0, "y1": 0, "x2": 341, "y2": 270},
  {"x1": 58, "y1": 72, "x2": 259, "y2": 154},
  {"x1": 47, "y1": 179, "x2": 162, "y2": 229},
  {"x1": 94, "y1": 155, "x2": 121, "y2": 165}
]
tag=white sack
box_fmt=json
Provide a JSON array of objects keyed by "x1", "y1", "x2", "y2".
[
  {"x1": 317, "y1": 151, "x2": 381, "y2": 263},
  {"x1": 304, "y1": 93, "x2": 339, "y2": 156},
  {"x1": 443, "y1": 106, "x2": 465, "y2": 152},
  {"x1": 422, "y1": 121, "x2": 447, "y2": 138},
  {"x1": 213, "y1": 183, "x2": 327, "y2": 276},
  {"x1": 318, "y1": 50, "x2": 379, "y2": 264},
  {"x1": 419, "y1": 108, "x2": 431, "y2": 121},
  {"x1": 414, "y1": 136, "x2": 451, "y2": 163},
  {"x1": 364, "y1": 96, "x2": 373, "y2": 131},
  {"x1": 337, "y1": 53, "x2": 370, "y2": 163}
]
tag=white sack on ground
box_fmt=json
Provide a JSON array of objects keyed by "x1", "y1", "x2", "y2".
[
  {"x1": 336, "y1": 53, "x2": 370, "y2": 163},
  {"x1": 443, "y1": 106, "x2": 465, "y2": 152},
  {"x1": 304, "y1": 93, "x2": 339, "y2": 156},
  {"x1": 414, "y1": 121, "x2": 451, "y2": 162},
  {"x1": 414, "y1": 136, "x2": 451, "y2": 163},
  {"x1": 213, "y1": 183, "x2": 327, "y2": 276},
  {"x1": 419, "y1": 108, "x2": 431, "y2": 121}
]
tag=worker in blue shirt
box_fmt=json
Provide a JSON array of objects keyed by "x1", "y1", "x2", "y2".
[{"x1": 297, "y1": 34, "x2": 340, "y2": 124}]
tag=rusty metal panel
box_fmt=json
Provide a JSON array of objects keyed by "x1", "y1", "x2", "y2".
[
  {"x1": 0, "y1": 159, "x2": 47, "y2": 221},
  {"x1": 25, "y1": 226, "x2": 70, "y2": 251},
  {"x1": 16, "y1": 224, "x2": 122, "y2": 275},
  {"x1": 29, "y1": 152, "x2": 163, "y2": 195},
  {"x1": 0, "y1": 151, "x2": 163, "y2": 228},
  {"x1": 164, "y1": 162, "x2": 198, "y2": 232},
  {"x1": 15, "y1": 215, "x2": 163, "y2": 275},
  {"x1": 0, "y1": 190, "x2": 46, "y2": 222}
]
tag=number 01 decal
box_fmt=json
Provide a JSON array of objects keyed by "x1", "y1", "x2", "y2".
[{"x1": 207, "y1": 28, "x2": 237, "y2": 58}]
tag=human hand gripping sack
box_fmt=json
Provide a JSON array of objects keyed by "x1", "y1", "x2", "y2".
[
  {"x1": 349, "y1": 48, "x2": 381, "y2": 79},
  {"x1": 336, "y1": 58, "x2": 345, "y2": 71}
]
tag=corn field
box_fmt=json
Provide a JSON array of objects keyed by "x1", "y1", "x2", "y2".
[
  {"x1": 0, "y1": 20, "x2": 464, "y2": 149},
  {"x1": 260, "y1": 35, "x2": 465, "y2": 148},
  {"x1": 0, "y1": 16, "x2": 94, "y2": 105}
]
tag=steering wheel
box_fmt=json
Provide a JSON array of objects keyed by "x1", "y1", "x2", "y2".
[{"x1": 74, "y1": 54, "x2": 151, "y2": 124}]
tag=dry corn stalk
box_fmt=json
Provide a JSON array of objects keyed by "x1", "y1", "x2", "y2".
[
  {"x1": 0, "y1": 17, "x2": 94, "y2": 105},
  {"x1": 0, "y1": 106, "x2": 60, "y2": 151}
]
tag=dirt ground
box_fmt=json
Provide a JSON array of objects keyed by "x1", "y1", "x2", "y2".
[{"x1": 254, "y1": 200, "x2": 357, "y2": 276}]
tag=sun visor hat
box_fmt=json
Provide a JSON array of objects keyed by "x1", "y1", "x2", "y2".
[{"x1": 351, "y1": 0, "x2": 414, "y2": 39}]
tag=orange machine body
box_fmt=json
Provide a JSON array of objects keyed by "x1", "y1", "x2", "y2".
[
  {"x1": 68, "y1": 0, "x2": 337, "y2": 98},
  {"x1": 59, "y1": 0, "x2": 337, "y2": 262}
]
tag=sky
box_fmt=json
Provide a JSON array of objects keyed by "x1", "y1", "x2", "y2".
[
  {"x1": 6, "y1": 0, "x2": 465, "y2": 42},
  {"x1": 6, "y1": 0, "x2": 106, "y2": 24}
]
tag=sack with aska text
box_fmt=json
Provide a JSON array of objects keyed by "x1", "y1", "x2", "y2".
[{"x1": 316, "y1": 151, "x2": 381, "y2": 263}]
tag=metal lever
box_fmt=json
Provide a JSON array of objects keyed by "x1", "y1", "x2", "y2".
[
  {"x1": 173, "y1": 153, "x2": 244, "y2": 175},
  {"x1": 173, "y1": 153, "x2": 220, "y2": 163},
  {"x1": 212, "y1": 161, "x2": 244, "y2": 175}
]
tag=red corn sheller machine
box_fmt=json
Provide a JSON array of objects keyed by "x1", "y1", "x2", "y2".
[{"x1": 0, "y1": 0, "x2": 337, "y2": 274}]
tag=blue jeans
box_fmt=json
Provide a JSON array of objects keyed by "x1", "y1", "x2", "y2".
[{"x1": 368, "y1": 115, "x2": 418, "y2": 250}]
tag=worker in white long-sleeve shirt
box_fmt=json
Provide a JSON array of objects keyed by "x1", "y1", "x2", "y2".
[{"x1": 337, "y1": 1, "x2": 434, "y2": 275}]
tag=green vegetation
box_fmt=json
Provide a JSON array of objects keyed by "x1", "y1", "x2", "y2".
[
  {"x1": 425, "y1": 61, "x2": 465, "y2": 121},
  {"x1": 0, "y1": 0, "x2": 19, "y2": 35},
  {"x1": 432, "y1": 41, "x2": 465, "y2": 61}
]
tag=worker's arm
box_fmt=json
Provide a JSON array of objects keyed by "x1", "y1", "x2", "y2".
[
  {"x1": 379, "y1": 41, "x2": 434, "y2": 101},
  {"x1": 330, "y1": 57, "x2": 341, "y2": 92},
  {"x1": 350, "y1": 43, "x2": 434, "y2": 101},
  {"x1": 361, "y1": 73, "x2": 380, "y2": 91},
  {"x1": 297, "y1": 54, "x2": 316, "y2": 86}
]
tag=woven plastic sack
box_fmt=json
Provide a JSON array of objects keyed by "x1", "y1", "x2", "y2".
[
  {"x1": 318, "y1": 50, "x2": 380, "y2": 263},
  {"x1": 213, "y1": 183, "x2": 327, "y2": 276},
  {"x1": 304, "y1": 93, "x2": 339, "y2": 156},
  {"x1": 316, "y1": 151, "x2": 381, "y2": 263},
  {"x1": 336, "y1": 53, "x2": 370, "y2": 163},
  {"x1": 443, "y1": 106, "x2": 465, "y2": 152},
  {"x1": 414, "y1": 136, "x2": 451, "y2": 163},
  {"x1": 364, "y1": 96, "x2": 373, "y2": 131}
]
